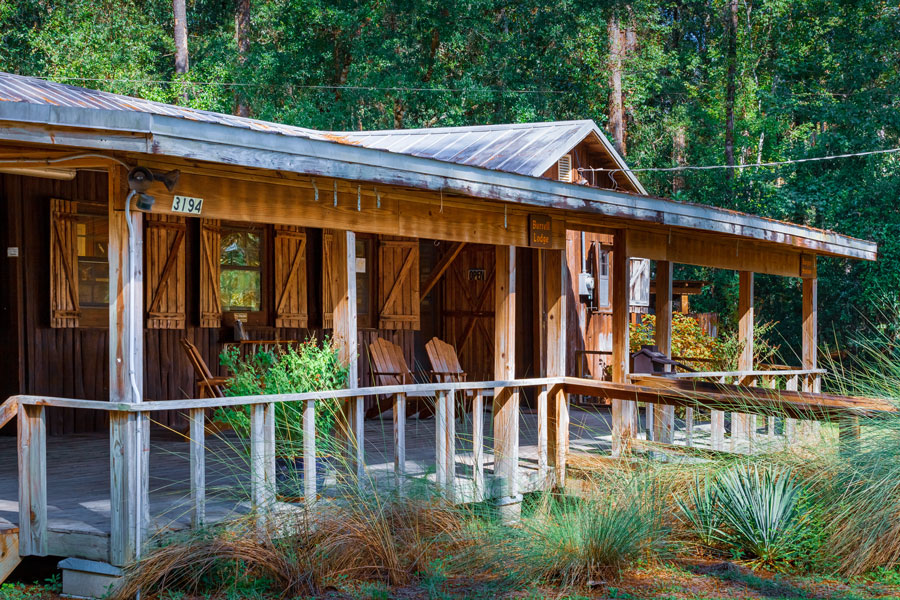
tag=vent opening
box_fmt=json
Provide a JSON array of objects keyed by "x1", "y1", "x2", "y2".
[{"x1": 558, "y1": 154, "x2": 573, "y2": 182}]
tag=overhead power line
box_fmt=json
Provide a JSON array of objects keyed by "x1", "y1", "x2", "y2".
[{"x1": 578, "y1": 147, "x2": 900, "y2": 173}]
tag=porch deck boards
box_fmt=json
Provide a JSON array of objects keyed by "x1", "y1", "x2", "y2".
[{"x1": 0, "y1": 405, "x2": 625, "y2": 556}]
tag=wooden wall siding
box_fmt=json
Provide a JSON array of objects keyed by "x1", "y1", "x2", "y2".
[
  {"x1": 49, "y1": 198, "x2": 80, "y2": 328},
  {"x1": 145, "y1": 214, "x2": 187, "y2": 329},
  {"x1": 377, "y1": 236, "x2": 420, "y2": 330},
  {"x1": 273, "y1": 225, "x2": 308, "y2": 328},
  {"x1": 441, "y1": 244, "x2": 496, "y2": 382},
  {"x1": 322, "y1": 230, "x2": 338, "y2": 329},
  {"x1": 199, "y1": 219, "x2": 222, "y2": 328}
]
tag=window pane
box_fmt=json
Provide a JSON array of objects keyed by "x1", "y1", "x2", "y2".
[
  {"x1": 220, "y1": 269, "x2": 261, "y2": 311},
  {"x1": 76, "y1": 214, "x2": 109, "y2": 308},
  {"x1": 219, "y1": 227, "x2": 263, "y2": 312},
  {"x1": 221, "y1": 230, "x2": 261, "y2": 267}
]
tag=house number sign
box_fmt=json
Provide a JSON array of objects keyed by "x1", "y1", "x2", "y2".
[{"x1": 172, "y1": 195, "x2": 204, "y2": 215}]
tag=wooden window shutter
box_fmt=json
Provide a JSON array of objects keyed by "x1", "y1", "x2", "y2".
[
  {"x1": 199, "y1": 219, "x2": 222, "y2": 328},
  {"x1": 50, "y1": 198, "x2": 80, "y2": 328},
  {"x1": 322, "y1": 229, "x2": 338, "y2": 329},
  {"x1": 274, "y1": 225, "x2": 308, "y2": 328},
  {"x1": 145, "y1": 214, "x2": 187, "y2": 329},
  {"x1": 377, "y1": 236, "x2": 420, "y2": 330}
]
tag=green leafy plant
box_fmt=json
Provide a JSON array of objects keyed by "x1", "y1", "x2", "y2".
[
  {"x1": 713, "y1": 464, "x2": 803, "y2": 567},
  {"x1": 674, "y1": 473, "x2": 723, "y2": 549},
  {"x1": 213, "y1": 337, "x2": 349, "y2": 458}
]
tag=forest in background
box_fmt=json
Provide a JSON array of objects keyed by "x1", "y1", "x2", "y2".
[{"x1": 1, "y1": 0, "x2": 898, "y2": 358}]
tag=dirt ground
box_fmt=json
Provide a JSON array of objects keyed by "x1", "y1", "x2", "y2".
[{"x1": 4, "y1": 558, "x2": 900, "y2": 599}]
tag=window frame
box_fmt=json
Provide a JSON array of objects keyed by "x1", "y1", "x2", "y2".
[
  {"x1": 354, "y1": 233, "x2": 378, "y2": 330},
  {"x1": 218, "y1": 222, "x2": 270, "y2": 326}
]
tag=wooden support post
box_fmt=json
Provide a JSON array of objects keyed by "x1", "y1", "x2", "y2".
[
  {"x1": 250, "y1": 403, "x2": 276, "y2": 523},
  {"x1": 493, "y1": 246, "x2": 520, "y2": 520},
  {"x1": 710, "y1": 410, "x2": 725, "y2": 451},
  {"x1": 784, "y1": 374, "x2": 799, "y2": 443},
  {"x1": 472, "y1": 391, "x2": 485, "y2": 501},
  {"x1": 331, "y1": 231, "x2": 362, "y2": 480},
  {"x1": 393, "y1": 393, "x2": 406, "y2": 488},
  {"x1": 732, "y1": 271, "x2": 754, "y2": 451},
  {"x1": 108, "y1": 166, "x2": 148, "y2": 567},
  {"x1": 611, "y1": 231, "x2": 635, "y2": 455},
  {"x1": 802, "y1": 259, "x2": 824, "y2": 443},
  {"x1": 446, "y1": 390, "x2": 456, "y2": 499},
  {"x1": 653, "y1": 260, "x2": 675, "y2": 444},
  {"x1": 544, "y1": 249, "x2": 568, "y2": 487},
  {"x1": 17, "y1": 404, "x2": 46, "y2": 557},
  {"x1": 189, "y1": 408, "x2": 205, "y2": 528},
  {"x1": 303, "y1": 399, "x2": 317, "y2": 508},
  {"x1": 537, "y1": 386, "x2": 548, "y2": 483}
]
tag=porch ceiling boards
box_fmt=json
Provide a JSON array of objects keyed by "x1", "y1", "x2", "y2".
[{"x1": 0, "y1": 72, "x2": 877, "y2": 260}]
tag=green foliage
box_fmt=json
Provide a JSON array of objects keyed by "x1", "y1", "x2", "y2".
[
  {"x1": 674, "y1": 473, "x2": 721, "y2": 549},
  {"x1": 213, "y1": 337, "x2": 348, "y2": 457}
]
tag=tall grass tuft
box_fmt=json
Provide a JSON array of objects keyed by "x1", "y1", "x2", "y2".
[{"x1": 476, "y1": 470, "x2": 670, "y2": 585}]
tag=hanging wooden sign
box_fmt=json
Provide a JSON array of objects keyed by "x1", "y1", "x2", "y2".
[{"x1": 529, "y1": 214, "x2": 552, "y2": 248}]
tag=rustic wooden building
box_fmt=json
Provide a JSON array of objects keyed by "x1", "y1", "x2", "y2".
[{"x1": 0, "y1": 73, "x2": 882, "y2": 593}]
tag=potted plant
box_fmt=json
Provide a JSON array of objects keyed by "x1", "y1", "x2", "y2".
[{"x1": 213, "y1": 337, "x2": 349, "y2": 497}]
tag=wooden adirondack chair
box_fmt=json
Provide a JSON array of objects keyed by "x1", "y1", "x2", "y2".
[
  {"x1": 180, "y1": 338, "x2": 230, "y2": 399},
  {"x1": 425, "y1": 337, "x2": 467, "y2": 383},
  {"x1": 366, "y1": 337, "x2": 430, "y2": 418}
]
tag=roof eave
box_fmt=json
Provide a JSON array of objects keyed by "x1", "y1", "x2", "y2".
[{"x1": 0, "y1": 102, "x2": 876, "y2": 261}]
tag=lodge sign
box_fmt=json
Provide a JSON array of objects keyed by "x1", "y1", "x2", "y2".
[{"x1": 529, "y1": 214, "x2": 552, "y2": 248}]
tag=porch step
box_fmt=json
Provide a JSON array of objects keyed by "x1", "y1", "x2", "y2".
[
  {"x1": 58, "y1": 558, "x2": 123, "y2": 599},
  {"x1": 0, "y1": 527, "x2": 20, "y2": 584}
]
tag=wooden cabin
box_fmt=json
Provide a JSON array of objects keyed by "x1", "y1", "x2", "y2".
[{"x1": 0, "y1": 73, "x2": 882, "y2": 593}]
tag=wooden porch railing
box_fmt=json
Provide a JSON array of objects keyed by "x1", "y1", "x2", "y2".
[{"x1": 9, "y1": 374, "x2": 891, "y2": 562}]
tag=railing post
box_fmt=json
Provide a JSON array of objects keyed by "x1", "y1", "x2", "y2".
[
  {"x1": 710, "y1": 409, "x2": 725, "y2": 451},
  {"x1": 653, "y1": 259, "x2": 675, "y2": 445},
  {"x1": 732, "y1": 271, "x2": 755, "y2": 452},
  {"x1": 18, "y1": 403, "x2": 47, "y2": 557},
  {"x1": 250, "y1": 402, "x2": 276, "y2": 524},
  {"x1": 189, "y1": 408, "x2": 206, "y2": 528},
  {"x1": 303, "y1": 399, "x2": 317, "y2": 508},
  {"x1": 544, "y1": 249, "x2": 567, "y2": 488},
  {"x1": 537, "y1": 386, "x2": 549, "y2": 484},
  {"x1": 472, "y1": 391, "x2": 485, "y2": 501},
  {"x1": 784, "y1": 374, "x2": 799, "y2": 443},
  {"x1": 435, "y1": 390, "x2": 448, "y2": 491},
  {"x1": 393, "y1": 392, "x2": 406, "y2": 489}
]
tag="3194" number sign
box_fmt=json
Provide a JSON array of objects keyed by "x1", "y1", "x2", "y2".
[{"x1": 172, "y1": 195, "x2": 204, "y2": 215}]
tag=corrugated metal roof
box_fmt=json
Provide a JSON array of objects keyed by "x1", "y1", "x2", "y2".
[
  {"x1": 0, "y1": 73, "x2": 642, "y2": 189},
  {"x1": 0, "y1": 72, "x2": 329, "y2": 141},
  {"x1": 333, "y1": 121, "x2": 598, "y2": 177}
]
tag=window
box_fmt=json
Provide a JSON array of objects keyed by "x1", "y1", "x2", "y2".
[
  {"x1": 219, "y1": 226, "x2": 263, "y2": 312},
  {"x1": 75, "y1": 209, "x2": 109, "y2": 308},
  {"x1": 596, "y1": 247, "x2": 610, "y2": 309}
]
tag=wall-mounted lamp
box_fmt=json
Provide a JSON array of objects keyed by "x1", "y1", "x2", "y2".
[{"x1": 127, "y1": 166, "x2": 180, "y2": 211}]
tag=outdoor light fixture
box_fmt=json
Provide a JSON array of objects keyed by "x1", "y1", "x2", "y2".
[{"x1": 127, "y1": 166, "x2": 180, "y2": 212}]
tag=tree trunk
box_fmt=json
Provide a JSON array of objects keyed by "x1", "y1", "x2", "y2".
[
  {"x1": 673, "y1": 124, "x2": 686, "y2": 193},
  {"x1": 234, "y1": 0, "x2": 251, "y2": 117},
  {"x1": 173, "y1": 0, "x2": 189, "y2": 103},
  {"x1": 607, "y1": 13, "x2": 625, "y2": 156},
  {"x1": 724, "y1": 0, "x2": 738, "y2": 179}
]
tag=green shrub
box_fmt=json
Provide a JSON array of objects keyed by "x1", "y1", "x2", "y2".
[
  {"x1": 674, "y1": 473, "x2": 722, "y2": 549},
  {"x1": 713, "y1": 464, "x2": 803, "y2": 567},
  {"x1": 213, "y1": 337, "x2": 349, "y2": 458}
]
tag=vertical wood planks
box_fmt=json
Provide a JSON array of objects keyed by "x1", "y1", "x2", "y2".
[
  {"x1": 303, "y1": 399, "x2": 316, "y2": 508},
  {"x1": 653, "y1": 260, "x2": 675, "y2": 444},
  {"x1": 493, "y1": 246, "x2": 519, "y2": 506},
  {"x1": 189, "y1": 408, "x2": 205, "y2": 528},
  {"x1": 108, "y1": 166, "x2": 148, "y2": 567},
  {"x1": 544, "y1": 249, "x2": 568, "y2": 487},
  {"x1": 611, "y1": 231, "x2": 634, "y2": 456},
  {"x1": 17, "y1": 404, "x2": 47, "y2": 557}
]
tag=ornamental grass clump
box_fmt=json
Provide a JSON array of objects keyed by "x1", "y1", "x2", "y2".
[{"x1": 482, "y1": 471, "x2": 670, "y2": 586}]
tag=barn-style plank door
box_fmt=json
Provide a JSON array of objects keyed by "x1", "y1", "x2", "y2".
[
  {"x1": 377, "y1": 236, "x2": 419, "y2": 330},
  {"x1": 274, "y1": 225, "x2": 308, "y2": 328},
  {"x1": 145, "y1": 214, "x2": 186, "y2": 329}
]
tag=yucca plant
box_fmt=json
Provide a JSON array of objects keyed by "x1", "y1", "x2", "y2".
[
  {"x1": 675, "y1": 473, "x2": 723, "y2": 549},
  {"x1": 714, "y1": 464, "x2": 803, "y2": 567}
]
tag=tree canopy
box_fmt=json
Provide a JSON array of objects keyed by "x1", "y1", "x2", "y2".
[{"x1": 2, "y1": 0, "x2": 898, "y2": 355}]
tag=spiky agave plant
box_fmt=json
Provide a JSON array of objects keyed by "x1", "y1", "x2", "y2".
[
  {"x1": 713, "y1": 463, "x2": 803, "y2": 567},
  {"x1": 675, "y1": 472, "x2": 724, "y2": 550}
]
